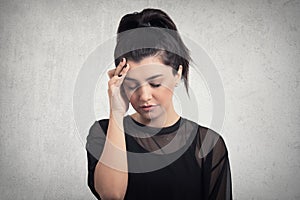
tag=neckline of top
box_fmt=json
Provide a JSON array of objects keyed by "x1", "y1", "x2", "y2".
[{"x1": 124, "y1": 115, "x2": 182, "y2": 135}]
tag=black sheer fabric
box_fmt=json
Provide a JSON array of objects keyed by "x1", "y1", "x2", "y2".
[{"x1": 86, "y1": 115, "x2": 232, "y2": 200}]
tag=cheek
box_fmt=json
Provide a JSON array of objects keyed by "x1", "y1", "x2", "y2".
[
  {"x1": 159, "y1": 88, "x2": 173, "y2": 100},
  {"x1": 124, "y1": 89, "x2": 132, "y2": 99},
  {"x1": 154, "y1": 87, "x2": 174, "y2": 103},
  {"x1": 126, "y1": 90, "x2": 138, "y2": 104}
]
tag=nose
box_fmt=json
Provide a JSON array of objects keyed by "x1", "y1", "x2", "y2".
[{"x1": 138, "y1": 84, "x2": 152, "y2": 102}]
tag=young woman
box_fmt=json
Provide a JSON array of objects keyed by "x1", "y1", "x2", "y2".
[{"x1": 86, "y1": 8, "x2": 232, "y2": 200}]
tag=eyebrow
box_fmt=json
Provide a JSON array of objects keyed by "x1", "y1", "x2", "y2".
[{"x1": 124, "y1": 74, "x2": 163, "y2": 82}]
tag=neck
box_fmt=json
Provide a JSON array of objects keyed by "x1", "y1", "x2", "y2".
[{"x1": 131, "y1": 108, "x2": 180, "y2": 128}]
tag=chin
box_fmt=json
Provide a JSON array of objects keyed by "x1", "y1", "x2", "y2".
[{"x1": 138, "y1": 108, "x2": 166, "y2": 123}]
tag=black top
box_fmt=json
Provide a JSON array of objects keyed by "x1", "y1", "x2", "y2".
[{"x1": 86, "y1": 115, "x2": 232, "y2": 200}]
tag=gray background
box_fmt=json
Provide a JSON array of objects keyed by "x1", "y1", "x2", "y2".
[{"x1": 1, "y1": 0, "x2": 299, "y2": 199}]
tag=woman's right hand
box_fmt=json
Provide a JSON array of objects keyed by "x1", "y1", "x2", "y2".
[{"x1": 107, "y1": 58, "x2": 130, "y2": 116}]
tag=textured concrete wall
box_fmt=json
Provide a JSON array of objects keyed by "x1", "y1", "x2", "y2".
[{"x1": 0, "y1": 0, "x2": 299, "y2": 199}]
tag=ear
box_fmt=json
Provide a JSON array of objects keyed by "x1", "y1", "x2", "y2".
[{"x1": 175, "y1": 65, "x2": 183, "y2": 84}]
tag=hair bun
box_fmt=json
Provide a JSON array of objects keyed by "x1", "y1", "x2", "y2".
[
  {"x1": 117, "y1": 8, "x2": 177, "y2": 33},
  {"x1": 139, "y1": 9, "x2": 177, "y2": 30}
]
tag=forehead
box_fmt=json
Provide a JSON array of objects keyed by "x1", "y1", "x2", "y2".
[{"x1": 126, "y1": 56, "x2": 174, "y2": 80}]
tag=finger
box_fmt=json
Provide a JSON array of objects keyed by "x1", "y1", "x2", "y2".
[
  {"x1": 108, "y1": 74, "x2": 128, "y2": 90},
  {"x1": 113, "y1": 64, "x2": 130, "y2": 89},
  {"x1": 108, "y1": 75, "x2": 121, "y2": 86},
  {"x1": 114, "y1": 58, "x2": 127, "y2": 76},
  {"x1": 107, "y1": 69, "x2": 116, "y2": 79},
  {"x1": 107, "y1": 58, "x2": 126, "y2": 79},
  {"x1": 117, "y1": 63, "x2": 130, "y2": 78},
  {"x1": 108, "y1": 63, "x2": 130, "y2": 90}
]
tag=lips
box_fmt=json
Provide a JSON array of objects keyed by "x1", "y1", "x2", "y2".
[{"x1": 140, "y1": 105, "x2": 157, "y2": 111}]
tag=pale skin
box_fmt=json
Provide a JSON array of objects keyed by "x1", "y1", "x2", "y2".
[{"x1": 94, "y1": 55, "x2": 182, "y2": 200}]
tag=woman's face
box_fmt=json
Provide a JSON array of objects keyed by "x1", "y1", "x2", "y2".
[{"x1": 122, "y1": 56, "x2": 181, "y2": 125}]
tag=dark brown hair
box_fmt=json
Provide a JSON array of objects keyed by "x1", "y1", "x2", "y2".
[{"x1": 114, "y1": 8, "x2": 191, "y2": 94}]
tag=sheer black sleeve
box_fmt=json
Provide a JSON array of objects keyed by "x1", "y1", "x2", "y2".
[
  {"x1": 196, "y1": 126, "x2": 232, "y2": 200},
  {"x1": 86, "y1": 120, "x2": 109, "y2": 200},
  {"x1": 87, "y1": 151, "x2": 101, "y2": 200}
]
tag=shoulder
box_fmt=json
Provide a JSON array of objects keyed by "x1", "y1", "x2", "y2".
[
  {"x1": 183, "y1": 118, "x2": 228, "y2": 157},
  {"x1": 86, "y1": 119, "x2": 109, "y2": 160},
  {"x1": 86, "y1": 119, "x2": 109, "y2": 147},
  {"x1": 182, "y1": 118, "x2": 222, "y2": 139},
  {"x1": 88, "y1": 119, "x2": 109, "y2": 136}
]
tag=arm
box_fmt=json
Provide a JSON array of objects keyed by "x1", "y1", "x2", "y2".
[
  {"x1": 205, "y1": 149, "x2": 232, "y2": 200},
  {"x1": 94, "y1": 113, "x2": 128, "y2": 200},
  {"x1": 197, "y1": 127, "x2": 232, "y2": 200},
  {"x1": 87, "y1": 58, "x2": 130, "y2": 200},
  {"x1": 94, "y1": 59, "x2": 130, "y2": 200}
]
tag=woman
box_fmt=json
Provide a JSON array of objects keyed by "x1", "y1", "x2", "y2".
[{"x1": 86, "y1": 8, "x2": 232, "y2": 200}]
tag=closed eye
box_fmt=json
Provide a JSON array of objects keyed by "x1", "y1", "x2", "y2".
[
  {"x1": 150, "y1": 83, "x2": 161, "y2": 88},
  {"x1": 124, "y1": 82, "x2": 161, "y2": 90},
  {"x1": 127, "y1": 85, "x2": 138, "y2": 90}
]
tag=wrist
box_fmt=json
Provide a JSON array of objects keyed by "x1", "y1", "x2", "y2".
[{"x1": 110, "y1": 109, "x2": 126, "y2": 118}]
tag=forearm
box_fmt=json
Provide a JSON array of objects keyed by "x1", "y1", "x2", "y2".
[{"x1": 94, "y1": 113, "x2": 128, "y2": 200}]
